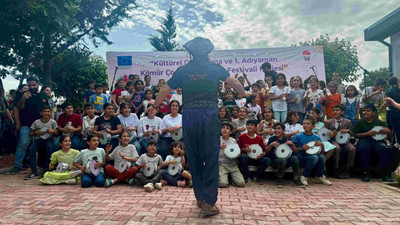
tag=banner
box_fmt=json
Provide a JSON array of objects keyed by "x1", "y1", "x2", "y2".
[{"x1": 106, "y1": 46, "x2": 325, "y2": 87}]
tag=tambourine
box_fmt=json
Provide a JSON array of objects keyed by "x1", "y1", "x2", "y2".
[
  {"x1": 70, "y1": 169, "x2": 82, "y2": 177},
  {"x1": 275, "y1": 144, "x2": 293, "y2": 159},
  {"x1": 247, "y1": 144, "x2": 263, "y2": 159},
  {"x1": 63, "y1": 122, "x2": 72, "y2": 137},
  {"x1": 56, "y1": 162, "x2": 69, "y2": 173},
  {"x1": 99, "y1": 131, "x2": 111, "y2": 145},
  {"x1": 143, "y1": 163, "x2": 156, "y2": 177},
  {"x1": 371, "y1": 126, "x2": 387, "y2": 141},
  {"x1": 317, "y1": 128, "x2": 331, "y2": 142},
  {"x1": 323, "y1": 141, "x2": 336, "y2": 152},
  {"x1": 224, "y1": 144, "x2": 241, "y2": 159},
  {"x1": 335, "y1": 132, "x2": 350, "y2": 144},
  {"x1": 39, "y1": 127, "x2": 50, "y2": 140},
  {"x1": 167, "y1": 163, "x2": 180, "y2": 176},
  {"x1": 306, "y1": 141, "x2": 321, "y2": 155},
  {"x1": 129, "y1": 130, "x2": 137, "y2": 142},
  {"x1": 146, "y1": 132, "x2": 159, "y2": 142},
  {"x1": 117, "y1": 160, "x2": 132, "y2": 173},
  {"x1": 82, "y1": 128, "x2": 92, "y2": 138},
  {"x1": 171, "y1": 128, "x2": 183, "y2": 141},
  {"x1": 86, "y1": 160, "x2": 100, "y2": 176}
]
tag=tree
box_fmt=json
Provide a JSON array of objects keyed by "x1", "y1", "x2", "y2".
[
  {"x1": 148, "y1": 6, "x2": 178, "y2": 51},
  {"x1": 0, "y1": 0, "x2": 136, "y2": 85},
  {"x1": 45, "y1": 46, "x2": 108, "y2": 107},
  {"x1": 359, "y1": 67, "x2": 390, "y2": 91},
  {"x1": 297, "y1": 34, "x2": 360, "y2": 83}
]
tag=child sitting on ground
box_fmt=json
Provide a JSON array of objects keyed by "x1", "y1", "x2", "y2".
[
  {"x1": 40, "y1": 136, "x2": 80, "y2": 185},
  {"x1": 73, "y1": 135, "x2": 108, "y2": 188},
  {"x1": 135, "y1": 141, "x2": 164, "y2": 192},
  {"x1": 160, "y1": 141, "x2": 192, "y2": 187},
  {"x1": 219, "y1": 122, "x2": 245, "y2": 188},
  {"x1": 104, "y1": 131, "x2": 141, "y2": 187}
]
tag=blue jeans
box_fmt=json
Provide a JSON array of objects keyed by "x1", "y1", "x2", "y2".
[
  {"x1": 54, "y1": 135, "x2": 81, "y2": 150},
  {"x1": 13, "y1": 126, "x2": 32, "y2": 169},
  {"x1": 162, "y1": 170, "x2": 184, "y2": 186},
  {"x1": 357, "y1": 138, "x2": 388, "y2": 171},
  {"x1": 298, "y1": 153, "x2": 325, "y2": 177},
  {"x1": 81, "y1": 172, "x2": 105, "y2": 188},
  {"x1": 28, "y1": 138, "x2": 54, "y2": 175},
  {"x1": 131, "y1": 139, "x2": 142, "y2": 156},
  {"x1": 238, "y1": 154, "x2": 271, "y2": 180}
]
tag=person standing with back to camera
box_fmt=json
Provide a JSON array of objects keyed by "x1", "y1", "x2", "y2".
[{"x1": 151, "y1": 37, "x2": 245, "y2": 216}]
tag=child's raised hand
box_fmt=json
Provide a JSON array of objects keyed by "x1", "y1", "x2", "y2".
[
  {"x1": 120, "y1": 152, "x2": 125, "y2": 159},
  {"x1": 170, "y1": 160, "x2": 178, "y2": 164},
  {"x1": 286, "y1": 140, "x2": 294, "y2": 146},
  {"x1": 151, "y1": 129, "x2": 158, "y2": 134},
  {"x1": 49, "y1": 163, "x2": 54, "y2": 170},
  {"x1": 302, "y1": 144, "x2": 310, "y2": 151},
  {"x1": 314, "y1": 141, "x2": 323, "y2": 147}
]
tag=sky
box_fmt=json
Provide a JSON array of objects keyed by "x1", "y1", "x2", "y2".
[{"x1": 3, "y1": 0, "x2": 399, "y2": 91}]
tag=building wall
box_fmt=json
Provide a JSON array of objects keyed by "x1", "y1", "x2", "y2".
[{"x1": 391, "y1": 31, "x2": 400, "y2": 78}]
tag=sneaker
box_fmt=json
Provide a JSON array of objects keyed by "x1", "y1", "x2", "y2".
[
  {"x1": 317, "y1": 176, "x2": 332, "y2": 186},
  {"x1": 154, "y1": 182, "x2": 162, "y2": 190},
  {"x1": 127, "y1": 178, "x2": 135, "y2": 186},
  {"x1": 253, "y1": 177, "x2": 263, "y2": 185},
  {"x1": 7, "y1": 167, "x2": 21, "y2": 175},
  {"x1": 65, "y1": 179, "x2": 77, "y2": 185},
  {"x1": 201, "y1": 203, "x2": 220, "y2": 216},
  {"x1": 24, "y1": 173, "x2": 40, "y2": 180},
  {"x1": 275, "y1": 179, "x2": 284, "y2": 188},
  {"x1": 300, "y1": 176, "x2": 308, "y2": 186},
  {"x1": 177, "y1": 180, "x2": 186, "y2": 187},
  {"x1": 104, "y1": 179, "x2": 115, "y2": 187},
  {"x1": 362, "y1": 171, "x2": 371, "y2": 182},
  {"x1": 293, "y1": 179, "x2": 305, "y2": 187},
  {"x1": 144, "y1": 183, "x2": 154, "y2": 192}
]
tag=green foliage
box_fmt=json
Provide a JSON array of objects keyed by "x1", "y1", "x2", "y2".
[
  {"x1": 297, "y1": 34, "x2": 360, "y2": 83},
  {"x1": 46, "y1": 46, "x2": 107, "y2": 108},
  {"x1": 149, "y1": 7, "x2": 179, "y2": 51},
  {"x1": 0, "y1": 0, "x2": 136, "y2": 84},
  {"x1": 359, "y1": 67, "x2": 390, "y2": 91}
]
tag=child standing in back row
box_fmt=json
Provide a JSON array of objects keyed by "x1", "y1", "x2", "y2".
[{"x1": 269, "y1": 73, "x2": 290, "y2": 123}]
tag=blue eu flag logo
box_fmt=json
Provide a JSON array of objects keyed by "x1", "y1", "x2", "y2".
[{"x1": 117, "y1": 56, "x2": 132, "y2": 66}]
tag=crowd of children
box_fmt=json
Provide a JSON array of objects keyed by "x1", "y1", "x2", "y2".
[{"x1": 1, "y1": 65, "x2": 400, "y2": 189}]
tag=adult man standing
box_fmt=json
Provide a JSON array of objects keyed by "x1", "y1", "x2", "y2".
[
  {"x1": 153, "y1": 37, "x2": 245, "y2": 216},
  {"x1": 9, "y1": 77, "x2": 49, "y2": 174}
]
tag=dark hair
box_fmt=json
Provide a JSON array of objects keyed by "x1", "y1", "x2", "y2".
[
  {"x1": 319, "y1": 81, "x2": 326, "y2": 89},
  {"x1": 59, "y1": 135, "x2": 71, "y2": 147},
  {"x1": 246, "y1": 119, "x2": 259, "y2": 126},
  {"x1": 327, "y1": 81, "x2": 338, "y2": 90},
  {"x1": 246, "y1": 94, "x2": 257, "y2": 105},
  {"x1": 86, "y1": 135, "x2": 97, "y2": 142},
  {"x1": 219, "y1": 106, "x2": 231, "y2": 120},
  {"x1": 119, "y1": 130, "x2": 130, "y2": 139},
  {"x1": 61, "y1": 102, "x2": 72, "y2": 110},
  {"x1": 126, "y1": 81, "x2": 134, "y2": 88},
  {"x1": 9, "y1": 89, "x2": 16, "y2": 94},
  {"x1": 221, "y1": 122, "x2": 234, "y2": 131},
  {"x1": 169, "y1": 100, "x2": 180, "y2": 109},
  {"x1": 134, "y1": 80, "x2": 144, "y2": 88},
  {"x1": 40, "y1": 85, "x2": 51, "y2": 93},
  {"x1": 84, "y1": 103, "x2": 94, "y2": 109},
  {"x1": 17, "y1": 84, "x2": 28, "y2": 91},
  {"x1": 276, "y1": 73, "x2": 288, "y2": 86},
  {"x1": 128, "y1": 74, "x2": 135, "y2": 79},
  {"x1": 147, "y1": 141, "x2": 157, "y2": 147},
  {"x1": 145, "y1": 75, "x2": 151, "y2": 80},
  {"x1": 27, "y1": 76, "x2": 39, "y2": 83},
  {"x1": 303, "y1": 117, "x2": 315, "y2": 125},
  {"x1": 345, "y1": 85, "x2": 359, "y2": 97},
  {"x1": 41, "y1": 105, "x2": 52, "y2": 111},
  {"x1": 285, "y1": 111, "x2": 299, "y2": 125},
  {"x1": 88, "y1": 80, "x2": 96, "y2": 85},
  {"x1": 103, "y1": 102, "x2": 113, "y2": 110},
  {"x1": 332, "y1": 104, "x2": 345, "y2": 112},
  {"x1": 374, "y1": 78, "x2": 386, "y2": 86},
  {"x1": 310, "y1": 107, "x2": 321, "y2": 115},
  {"x1": 119, "y1": 103, "x2": 131, "y2": 111},
  {"x1": 144, "y1": 89, "x2": 153, "y2": 95},
  {"x1": 261, "y1": 62, "x2": 272, "y2": 70},
  {"x1": 95, "y1": 83, "x2": 103, "y2": 89},
  {"x1": 170, "y1": 141, "x2": 184, "y2": 154},
  {"x1": 102, "y1": 83, "x2": 109, "y2": 88},
  {"x1": 388, "y1": 77, "x2": 398, "y2": 87},
  {"x1": 251, "y1": 82, "x2": 260, "y2": 88},
  {"x1": 273, "y1": 122, "x2": 285, "y2": 130},
  {"x1": 363, "y1": 104, "x2": 377, "y2": 112}
]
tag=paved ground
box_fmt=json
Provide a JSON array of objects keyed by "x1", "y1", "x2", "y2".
[{"x1": 0, "y1": 171, "x2": 400, "y2": 225}]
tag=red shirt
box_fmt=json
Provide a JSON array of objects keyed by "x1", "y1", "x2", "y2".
[
  {"x1": 323, "y1": 93, "x2": 341, "y2": 118},
  {"x1": 112, "y1": 88, "x2": 126, "y2": 105},
  {"x1": 238, "y1": 133, "x2": 266, "y2": 155},
  {"x1": 57, "y1": 113, "x2": 82, "y2": 128}
]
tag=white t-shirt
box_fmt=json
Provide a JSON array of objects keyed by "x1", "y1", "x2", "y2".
[
  {"x1": 118, "y1": 113, "x2": 139, "y2": 129},
  {"x1": 284, "y1": 123, "x2": 304, "y2": 134},
  {"x1": 235, "y1": 98, "x2": 247, "y2": 107},
  {"x1": 247, "y1": 103, "x2": 262, "y2": 119},
  {"x1": 165, "y1": 155, "x2": 183, "y2": 172},
  {"x1": 160, "y1": 114, "x2": 182, "y2": 138},
  {"x1": 170, "y1": 93, "x2": 182, "y2": 106},
  {"x1": 360, "y1": 86, "x2": 384, "y2": 108},
  {"x1": 109, "y1": 144, "x2": 139, "y2": 172},
  {"x1": 269, "y1": 86, "x2": 290, "y2": 111},
  {"x1": 138, "y1": 116, "x2": 162, "y2": 140}
]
